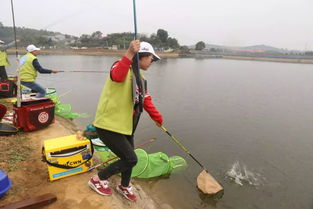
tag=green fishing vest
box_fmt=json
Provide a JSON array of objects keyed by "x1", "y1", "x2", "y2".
[
  {"x1": 20, "y1": 52, "x2": 37, "y2": 82},
  {"x1": 94, "y1": 68, "x2": 146, "y2": 135},
  {"x1": 0, "y1": 51, "x2": 10, "y2": 66}
]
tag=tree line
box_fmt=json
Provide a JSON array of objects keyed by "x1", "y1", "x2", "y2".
[
  {"x1": 0, "y1": 22, "x2": 192, "y2": 51},
  {"x1": 72, "y1": 29, "x2": 181, "y2": 50}
]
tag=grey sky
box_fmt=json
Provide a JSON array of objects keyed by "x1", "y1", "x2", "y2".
[{"x1": 1, "y1": 0, "x2": 312, "y2": 50}]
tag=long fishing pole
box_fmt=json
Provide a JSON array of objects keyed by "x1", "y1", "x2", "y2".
[
  {"x1": 10, "y1": 0, "x2": 18, "y2": 57},
  {"x1": 132, "y1": 0, "x2": 144, "y2": 112},
  {"x1": 132, "y1": 0, "x2": 138, "y2": 40},
  {"x1": 59, "y1": 70, "x2": 105, "y2": 73},
  {"x1": 10, "y1": 0, "x2": 21, "y2": 107}
]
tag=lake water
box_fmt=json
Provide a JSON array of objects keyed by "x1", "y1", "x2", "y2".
[{"x1": 8, "y1": 55, "x2": 313, "y2": 209}]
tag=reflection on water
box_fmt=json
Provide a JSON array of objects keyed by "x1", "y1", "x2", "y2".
[{"x1": 7, "y1": 55, "x2": 313, "y2": 209}]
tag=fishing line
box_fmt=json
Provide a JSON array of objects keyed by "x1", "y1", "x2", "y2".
[
  {"x1": 43, "y1": 8, "x2": 89, "y2": 30},
  {"x1": 58, "y1": 90, "x2": 72, "y2": 98},
  {"x1": 59, "y1": 70, "x2": 105, "y2": 73},
  {"x1": 42, "y1": 1, "x2": 113, "y2": 30}
]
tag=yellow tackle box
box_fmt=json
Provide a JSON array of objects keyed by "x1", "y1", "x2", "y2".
[{"x1": 42, "y1": 134, "x2": 93, "y2": 181}]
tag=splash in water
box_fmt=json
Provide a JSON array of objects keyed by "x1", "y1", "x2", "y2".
[{"x1": 226, "y1": 161, "x2": 263, "y2": 186}]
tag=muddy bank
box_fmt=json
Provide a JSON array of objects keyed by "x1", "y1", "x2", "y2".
[{"x1": 0, "y1": 104, "x2": 172, "y2": 209}]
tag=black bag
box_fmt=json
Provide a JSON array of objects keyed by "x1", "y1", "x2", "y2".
[{"x1": 0, "y1": 79, "x2": 17, "y2": 98}]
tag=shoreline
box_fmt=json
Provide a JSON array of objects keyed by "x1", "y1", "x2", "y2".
[
  {"x1": 223, "y1": 55, "x2": 313, "y2": 64},
  {"x1": 180, "y1": 53, "x2": 313, "y2": 64},
  {"x1": 7, "y1": 48, "x2": 179, "y2": 58},
  {"x1": 7, "y1": 48, "x2": 313, "y2": 64},
  {"x1": 0, "y1": 98, "x2": 172, "y2": 209}
]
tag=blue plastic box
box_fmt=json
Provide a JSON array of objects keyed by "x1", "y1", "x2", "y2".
[{"x1": 0, "y1": 169, "x2": 12, "y2": 198}]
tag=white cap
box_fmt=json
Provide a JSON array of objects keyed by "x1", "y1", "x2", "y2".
[
  {"x1": 26, "y1": 44, "x2": 40, "y2": 52},
  {"x1": 139, "y1": 42, "x2": 160, "y2": 61},
  {"x1": 0, "y1": 40, "x2": 4, "y2": 44}
]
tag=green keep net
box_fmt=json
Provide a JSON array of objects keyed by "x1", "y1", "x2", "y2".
[
  {"x1": 92, "y1": 139, "x2": 188, "y2": 178},
  {"x1": 131, "y1": 149, "x2": 149, "y2": 177},
  {"x1": 132, "y1": 149, "x2": 188, "y2": 178},
  {"x1": 45, "y1": 88, "x2": 86, "y2": 119}
]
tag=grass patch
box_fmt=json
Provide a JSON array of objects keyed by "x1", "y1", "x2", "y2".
[
  {"x1": 0, "y1": 133, "x2": 33, "y2": 172},
  {"x1": 0, "y1": 99, "x2": 32, "y2": 171}
]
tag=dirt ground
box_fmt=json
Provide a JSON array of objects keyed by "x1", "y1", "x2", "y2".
[{"x1": 0, "y1": 101, "x2": 172, "y2": 209}]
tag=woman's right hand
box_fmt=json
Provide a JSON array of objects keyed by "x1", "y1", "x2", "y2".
[
  {"x1": 155, "y1": 121, "x2": 162, "y2": 127},
  {"x1": 125, "y1": 40, "x2": 140, "y2": 60}
]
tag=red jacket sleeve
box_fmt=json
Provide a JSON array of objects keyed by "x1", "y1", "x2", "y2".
[
  {"x1": 110, "y1": 56, "x2": 132, "y2": 82},
  {"x1": 144, "y1": 93, "x2": 163, "y2": 124}
]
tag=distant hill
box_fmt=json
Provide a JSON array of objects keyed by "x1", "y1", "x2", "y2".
[
  {"x1": 0, "y1": 22, "x2": 76, "y2": 47},
  {"x1": 241, "y1": 45, "x2": 289, "y2": 53},
  {"x1": 204, "y1": 44, "x2": 225, "y2": 49},
  {"x1": 189, "y1": 43, "x2": 299, "y2": 53}
]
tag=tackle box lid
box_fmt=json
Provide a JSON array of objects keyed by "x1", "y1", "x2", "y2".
[{"x1": 44, "y1": 135, "x2": 90, "y2": 153}]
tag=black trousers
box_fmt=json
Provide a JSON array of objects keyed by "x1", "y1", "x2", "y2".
[
  {"x1": 0, "y1": 66, "x2": 8, "y2": 80},
  {"x1": 96, "y1": 128, "x2": 138, "y2": 187}
]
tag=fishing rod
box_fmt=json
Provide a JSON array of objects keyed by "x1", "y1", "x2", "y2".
[
  {"x1": 10, "y1": 0, "x2": 18, "y2": 57},
  {"x1": 132, "y1": 0, "x2": 144, "y2": 112},
  {"x1": 88, "y1": 137, "x2": 156, "y2": 171},
  {"x1": 59, "y1": 70, "x2": 105, "y2": 73},
  {"x1": 10, "y1": 0, "x2": 21, "y2": 108}
]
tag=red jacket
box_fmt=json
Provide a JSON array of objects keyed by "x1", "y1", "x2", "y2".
[{"x1": 110, "y1": 56, "x2": 163, "y2": 124}]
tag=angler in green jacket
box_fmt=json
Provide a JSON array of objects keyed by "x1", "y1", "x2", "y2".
[
  {"x1": 0, "y1": 39, "x2": 20, "y2": 80},
  {"x1": 88, "y1": 40, "x2": 163, "y2": 201},
  {"x1": 19, "y1": 44, "x2": 59, "y2": 97}
]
